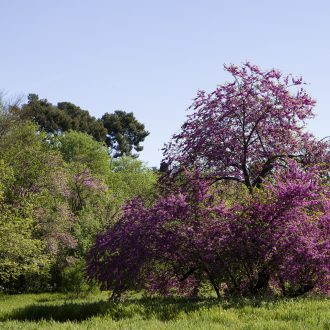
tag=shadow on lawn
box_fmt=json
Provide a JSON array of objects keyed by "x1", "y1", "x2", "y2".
[
  {"x1": 3, "y1": 297, "x2": 222, "y2": 322},
  {"x1": 3, "y1": 300, "x2": 110, "y2": 322},
  {"x1": 2, "y1": 295, "x2": 292, "y2": 323}
]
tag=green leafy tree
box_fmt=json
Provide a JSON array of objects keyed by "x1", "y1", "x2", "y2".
[
  {"x1": 0, "y1": 160, "x2": 48, "y2": 290},
  {"x1": 107, "y1": 156, "x2": 158, "y2": 217},
  {"x1": 57, "y1": 130, "x2": 110, "y2": 177},
  {"x1": 0, "y1": 106, "x2": 154, "y2": 293},
  {"x1": 102, "y1": 111, "x2": 149, "y2": 157},
  {"x1": 57, "y1": 102, "x2": 106, "y2": 142},
  {"x1": 17, "y1": 95, "x2": 149, "y2": 158},
  {"x1": 0, "y1": 120, "x2": 77, "y2": 291},
  {"x1": 0, "y1": 96, "x2": 20, "y2": 138},
  {"x1": 16, "y1": 94, "x2": 72, "y2": 133},
  {"x1": 16, "y1": 94, "x2": 106, "y2": 141},
  {"x1": 52, "y1": 131, "x2": 110, "y2": 292}
]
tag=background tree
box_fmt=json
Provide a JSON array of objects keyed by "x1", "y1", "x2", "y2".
[
  {"x1": 57, "y1": 102, "x2": 106, "y2": 142},
  {"x1": 0, "y1": 121, "x2": 78, "y2": 290},
  {"x1": 108, "y1": 156, "x2": 158, "y2": 207},
  {"x1": 52, "y1": 131, "x2": 156, "y2": 292},
  {"x1": 102, "y1": 111, "x2": 149, "y2": 157},
  {"x1": 16, "y1": 94, "x2": 72, "y2": 133},
  {"x1": 57, "y1": 130, "x2": 110, "y2": 177},
  {"x1": 15, "y1": 94, "x2": 149, "y2": 157},
  {"x1": 17, "y1": 94, "x2": 107, "y2": 141},
  {"x1": 99, "y1": 156, "x2": 159, "y2": 227},
  {"x1": 0, "y1": 160, "x2": 48, "y2": 290},
  {"x1": 0, "y1": 95, "x2": 20, "y2": 138},
  {"x1": 0, "y1": 102, "x2": 156, "y2": 293}
]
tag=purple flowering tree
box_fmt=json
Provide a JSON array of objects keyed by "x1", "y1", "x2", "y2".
[
  {"x1": 163, "y1": 62, "x2": 329, "y2": 189},
  {"x1": 87, "y1": 63, "x2": 330, "y2": 299}
]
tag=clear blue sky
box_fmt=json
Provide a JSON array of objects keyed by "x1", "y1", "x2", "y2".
[{"x1": 1, "y1": 0, "x2": 329, "y2": 167}]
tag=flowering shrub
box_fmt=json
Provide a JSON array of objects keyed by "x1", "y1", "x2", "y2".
[
  {"x1": 87, "y1": 164, "x2": 330, "y2": 298},
  {"x1": 87, "y1": 63, "x2": 330, "y2": 299}
]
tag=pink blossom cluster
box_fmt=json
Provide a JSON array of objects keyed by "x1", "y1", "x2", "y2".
[{"x1": 163, "y1": 62, "x2": 328, "y2": 189}]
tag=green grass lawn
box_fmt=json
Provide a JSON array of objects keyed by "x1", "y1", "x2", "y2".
[{"x1": 0, "y1": 292, "x2": 329, "y2": 329}]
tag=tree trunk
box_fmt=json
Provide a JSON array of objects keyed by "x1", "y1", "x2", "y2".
[
  {"x1": 204, "y1": 267, "x2": 221, "y2": 300},
  {"x1": 252, "y1": 267, "x2": 270, "y2": 294}
]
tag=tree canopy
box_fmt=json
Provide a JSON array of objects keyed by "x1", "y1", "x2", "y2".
[
  {"x1": 0, "y1": 105, "x2": 156, "y2": 293},
  {"x1": 14, "y1": 94, "x2": 149, "y2": 157},
  {"x1": 163, "y1": 63, "x2": 329, "y2": 190},
  {"x1": 102, "y1": 111, "x2": 149, "y2": 158}
]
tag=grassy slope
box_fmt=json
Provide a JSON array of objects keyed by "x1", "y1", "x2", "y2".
[{"x1": 0, "y1": 292, "x2": 329, "y2": 329}]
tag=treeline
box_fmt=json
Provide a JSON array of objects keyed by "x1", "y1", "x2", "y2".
[
  {"x1": 13, "y1": 94, "x2": 149, "y2": 158},
  {"x1": 0, "y1": 96, "x2": 157, "y2": 293}
]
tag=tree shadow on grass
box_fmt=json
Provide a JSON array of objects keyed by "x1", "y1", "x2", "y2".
[
  {"x1": 2, "y1": 295, "x2": 294, "y2": 323},
  {"x1": 2, "y1": 297, "x2": 221, "y2": 323},
  {"x1": 2, "y1": 300, "x2": 111, "y2": 322}
]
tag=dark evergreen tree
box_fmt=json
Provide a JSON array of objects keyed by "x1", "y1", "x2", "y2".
[
  {"x1": 16, "y1": 94, "x2": 149, "y2": 157},
  {"x1": 102, "y1": 110, "x2": 149, "y2": 157}
]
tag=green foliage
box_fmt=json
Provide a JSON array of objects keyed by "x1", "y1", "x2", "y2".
[
  {"x1": 108, "y1": 156, "x2": 158, "y2": 210},
  {"x1": 0, "y1": 104, "x2": 156, "y2": 293},
  {"x1": 0, "y1": 120, "x2": 77, "y2": 291},
  {"x1": 57, "y1": 130, "x2": 110, "y2": 177},
  {"x1": 0, "y1": 160, "x2": 48, "y2": 288},
  {"x1": 0, "y1": 121, "x2": 51, "y2": 190},
  {"x1": 17, "y1": 94, "x2": 107, "y2": 141},
  {"x1": 15, "y1": 94, "x2": 149, "y2": 157},
  {"x1": 102, "y1": 111, "x2": 149, "y2": 157},
  {"x1": 57, "y1": 102, "x2": 106, "y2": 142},
  {"x1": 0, "y1": 97, "x2": 19, "y2": 138},
  {"x1": 59, "y1": 259, "x2": 99, "y2": 295}
]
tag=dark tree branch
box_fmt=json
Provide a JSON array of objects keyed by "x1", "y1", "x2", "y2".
[{"x1": 179, "y1": 268, "x2": 198, "y2": 282}]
